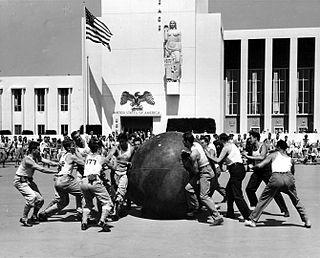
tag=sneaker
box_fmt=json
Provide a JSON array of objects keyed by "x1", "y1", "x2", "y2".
[
  {"x1": 209, "y1": 217, "x2": 224, "y2": 226},
  {"x1": 29, "y1": 215, "x2": 40, "y2": 224},
  {"x1": 98, "y1": 221, "x2": 111, "y2": 232},
  {"x1": 38, "y1": 212, "x2": 48, "y2": 222},
  {"x1": 81, "y1": 223, "x2": 88, "y2": 231},
  {"x1": 244, "y1": 220, "x2": 256, "y2": 227},
  {"x1": 19, "y1": 218, "x2": 32, "y2": 227},
  {"x1": 305, "y1": 220, "x2": 311, "y2": 228}
]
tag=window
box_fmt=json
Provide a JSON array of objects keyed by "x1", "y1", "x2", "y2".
[
  {"x1": 272, "y1": 69, "x2": 289, "y2": 114},
  {"x1": 14, "y1": 124, "x2": 22, "y2": 135},
  {"x1": 35, "y1": 89, "x2": 45, "y2": 112},
  {"x1": 13, "y1": 89, "x2": 22, "y2": 112},
  {"x1": 59, "y1": 88, "x2": 69, "y2": 111},
  {"x1": 61, "y1": 124, "x2": 68, "y2": 135},
  {"x1": 225, "y1": 69, "x2": 240, "y2": 115},
  {"x1": 38, "y1": 124, "x2": 45, "y2": 135},
  {"x1": 248, "y1": 70, "x2": 263, "y2": 114},
  {"x1": 298, "y1": 68, "x2": 314, "y2": 114}
]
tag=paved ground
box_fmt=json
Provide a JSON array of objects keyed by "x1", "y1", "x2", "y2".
[{"x1": 0, "y1": 165, "x2": 319, "y2": 258}]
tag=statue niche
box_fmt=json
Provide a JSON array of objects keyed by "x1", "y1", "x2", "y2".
[{"x1": 163, "y1": 20, "x2": 182, "y2": 82}]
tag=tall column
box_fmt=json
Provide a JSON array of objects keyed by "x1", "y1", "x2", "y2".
[
  {"x1": 289, "y1": 37, "x2": 298, "y2": 133},
  {"x1": 34, "y1": 89, "x2": 36, "y2": 134},
  {"x1": 264, "y1": 38, "x2": 273, "y2": 132},
  {"x1": 11, "y1": 90, "x2": 13, "y2": 133},
  {"x1": 22, "y1": 89, "x2": 26, "y2": 131},
  {"x1": 45, "y1": 88, "x2": 49, "y2": 132},
  {"x1": 0, "y1": 89, "x2": 2, "y2": 130},
  {"x1": 240, "y1": 39, "x2": 248, "y2": 133},
  {"x1": 314, "y1": 37, "x2": 320, "y2": 132}
]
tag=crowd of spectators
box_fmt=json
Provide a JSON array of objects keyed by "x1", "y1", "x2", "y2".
[
  {"x1": 1, "y1": 130, "x2": 320, "y2": 168},
  {"x1": 0, "y1": 130, "x2": 154, "y2": 168}
]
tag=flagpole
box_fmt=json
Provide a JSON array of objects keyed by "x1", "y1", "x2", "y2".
[
  {"x1": 86, "y1": 55, "x2": 89, "y2": 127},
  {"x1": 82, "y1": 1, "x2": 87, "y2": 134}
]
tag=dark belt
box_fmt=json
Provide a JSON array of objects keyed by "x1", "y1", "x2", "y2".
[
  {"x1": 56, "y1": 174, "x2": 74, "y2": 179},
  {"x1": 84, "y1": 174, "x2": 99, "y2": 183},
  {"x1": 17, "y1": 175, "x2": 33, "y2": 182},
  {"x1": 227, "y1": 162, "x2": 243, "y2": 169},
  {"x1": 273, "y1": 171, "x2": 290, "y2": 174}
]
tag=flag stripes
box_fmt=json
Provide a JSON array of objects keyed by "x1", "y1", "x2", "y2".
[{"x1": 85, "y1": 7, "x2": 112, "y2": 51}]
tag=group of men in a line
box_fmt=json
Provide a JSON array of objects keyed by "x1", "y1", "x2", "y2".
[
  {"x1": 182, "y1": 131, "x2": 311, "y2": 228},
  {"x1": 13, "y1": 131, "x2": 136, "y2": 232},
  {"x1": 13, "y1": 128, "x2": 312, "y2": 231}
]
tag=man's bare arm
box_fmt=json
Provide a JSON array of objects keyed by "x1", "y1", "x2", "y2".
[
  {"x1": 26, "y1": 159, "x2": 57, "y2": 174},
  {"x1": 212, "y1": 146, "x2": 229, "y2": 163},
  {"x1": 41, "y1": 157, "x2": 59, "y2": 167}
]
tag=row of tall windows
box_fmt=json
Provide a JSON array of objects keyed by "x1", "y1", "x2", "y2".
[
  {"x1": 12, "y1": 88, "x2": 70, "y2": 112},
  {"x1": 224, "y1": 38, "x2": 315, "y2": 116},
  {"x1": 11, "y1": 88, "x2": 70, "y2": 135},
  {"x1": 13, "y1": 123, "x2": 69, "y2": 135}
]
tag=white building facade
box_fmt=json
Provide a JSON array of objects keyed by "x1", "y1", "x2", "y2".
[{"x1": 0, "y1": 0, "x2": 319, "y2": 136}]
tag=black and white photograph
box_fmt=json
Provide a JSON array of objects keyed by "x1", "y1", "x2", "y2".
[{"x1": 0, "y1": 0, "x2": 319, "y2": 257}]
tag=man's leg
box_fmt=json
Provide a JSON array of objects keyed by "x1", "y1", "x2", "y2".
[
  {"x1": 261, "y1": 171, "x2": 289, "y2": 216},
  {"x1": 13, "y1": 178, "x2": 37, "y2": 227},
  {"x1": 199, "y1": 171, "x2": 223, "y2": 225},
  {"x1": 94, "y1": 181, "x2": 113, "y2": 231},
  {"x1": 185, "y1": 177, "x2": 199, "y2": 216},
  {"x1": 245, "y1": 172, "x2": 262, "y2": 208},
  {"x1": 249, "y1": 173, "x2": 281, "y2": 223},
  {"x1": 80, "y1": 179, "x2": 94, "y2": 230},
  {"x1": 284, "y1": 173, "x2": 310, "y2": 227}
]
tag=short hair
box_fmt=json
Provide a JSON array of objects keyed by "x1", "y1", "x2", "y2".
[
  {"x1": 28, "y1": 141, "x2": 40, "y2": 151},
  {"x1": 219, "y1": 133, "x2": 229, "y2": 142},
  {"x1": 249, "y1": 130, "x2": 260, "y2": 141},
  {"x1": 62, "y1": 139, "x2": 73, "y2": 150},
  {"x1": 71, "y1": 130, "x2": 79, "y2": 139},
  {"x1": 276, "y1": 140, "x2": 288, "y2": 151},
  {"x1": 200, "y1": 135, "x2": 209, "y2": 144},
  {"x1": 183, "y1": 131, "x2": 194, "y2": 144},
  {"x1": 88, "y1": 138, "x2": 102, "y2": 153},
  {"x1": 117, "y1": 132, "x2": 128, "y2": 142}
]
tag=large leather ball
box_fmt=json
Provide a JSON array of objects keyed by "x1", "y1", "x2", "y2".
[{"x1": 128, "y1": 131, "x2": 190, "y2": 219}]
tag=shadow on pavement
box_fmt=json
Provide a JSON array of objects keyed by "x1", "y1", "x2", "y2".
[{"x1": 257, "y1": 218, "x2": 304, "y2": 228}]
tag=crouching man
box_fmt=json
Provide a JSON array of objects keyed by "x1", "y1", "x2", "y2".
[
  {"x1": 38, "y1": 139, "x2": 85, "y2": 221},
  {"x1": 80, "y1": 138, "x2": 114, "y2": 232},
  {"x1": 182, "y1": 132, "x2": 223, "y2": 226},
  {"x1": 13, "y1": 141, "x2": 58, "y2": 227}
]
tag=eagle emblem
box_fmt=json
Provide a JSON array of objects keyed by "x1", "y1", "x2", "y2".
[{"x1": 120, "y1": 91, "x2": 155, "y2": 111}]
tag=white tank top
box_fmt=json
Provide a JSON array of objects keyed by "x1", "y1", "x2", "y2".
[
  {"x1": 252, "y1": 143, "x2": 263, "y2": 165},
  {"x1": 83, "y1": 153, "x2": 103, "y2": 176},
  {"x1": 225, "y1": 143, "x2": 243, "y2": 165},
  {"x1": 191, "y1": 142, "x2": 209, "y2": 168},
  {"x1": 117, "y1": 143, "x2": 133, "y2": 161},
  {"x1": 271, "y1": 152, "x2": 292, "y2": 173},
  {"x1": 16, "y1": 156, "x2": 36, "y2": 178},
  {"x1": 58, "y1": 152, "x2": 74, "y2": 176}
]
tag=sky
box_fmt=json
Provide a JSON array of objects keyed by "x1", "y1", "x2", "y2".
[
  {"x1": 1, "y1": 0, "x2": 319, "y2": 77},
  {"x1": 209, "y1": 0, "x2": 320, "y2": 30}
]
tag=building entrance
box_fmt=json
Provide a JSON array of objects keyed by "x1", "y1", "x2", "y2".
[{"x1": 120, "y1": 116, "x2": 153, "y2": 134}]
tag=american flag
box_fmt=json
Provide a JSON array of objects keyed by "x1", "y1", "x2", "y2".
[{"x1": 85, "y1": 7, "x2": 112, "y2": 51}]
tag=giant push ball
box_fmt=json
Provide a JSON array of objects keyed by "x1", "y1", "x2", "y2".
[{"x1": 128, "y1": 131, "x2": 190, "y2": 219}]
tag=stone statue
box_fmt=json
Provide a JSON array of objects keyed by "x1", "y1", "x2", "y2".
[{"x1": 163, "y1": 20, "x2": 182, "y2": 82}]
